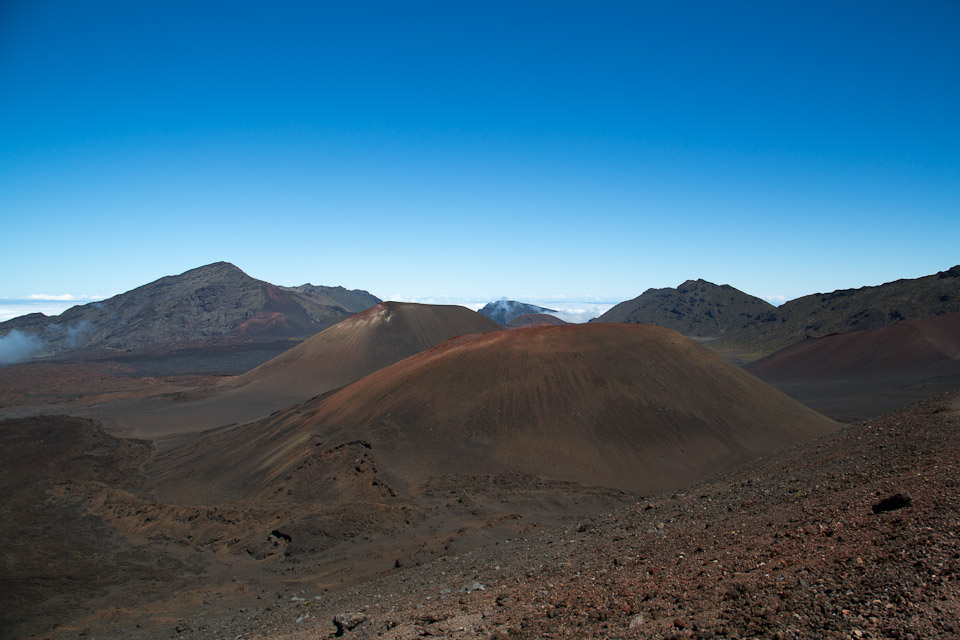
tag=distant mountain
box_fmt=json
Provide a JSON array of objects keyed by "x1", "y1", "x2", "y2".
[
  {"x1": 507, "y1": 313, "x2": 569, "y2": 328},
  {"x1": 479, "y1": 300, "x2": 558, "y2": 325},
  {"x1": 0, "y1": 262, "x2": 380, "y2": 359},
  {"x1": 593, "y1": 266, "x2": 960, "y2": 358},
  {"x1": 720, "y1": 265, "x2": 960, "y2": 354},
  {"x1": 592, "y1": 279, "x2": 774, "y2": 338}
]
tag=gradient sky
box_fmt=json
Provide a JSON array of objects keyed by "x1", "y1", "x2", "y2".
[{"x1": 2, "y1": 1, "x2": 958, "y2": 311}]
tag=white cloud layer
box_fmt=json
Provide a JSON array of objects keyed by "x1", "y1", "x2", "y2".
[
  {"x1": 0, "y1": 301, "x2": 78, "y2": 322},
  {"x1": 27, "y1": 293, "x2": 105, "y2": 301}
]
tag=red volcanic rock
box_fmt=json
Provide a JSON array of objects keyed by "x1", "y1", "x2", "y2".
[{"x1": 226, "y1": 311, "x2": 292, "y2": 337}]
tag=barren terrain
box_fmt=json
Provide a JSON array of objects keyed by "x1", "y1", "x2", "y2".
[
  {"x1": 1, "y1": 312, "x2": 957, "y2": 640},
  {"x1": 3, "y1": 388, "x2": 957, "y2": 639}
]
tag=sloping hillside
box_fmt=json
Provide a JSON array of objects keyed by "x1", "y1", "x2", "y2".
[
  {"x1": 227, "y1": 301, "x2": 503, "y2": 402},
  {"x1": 150, "y1": 323, "x2": 836, "y2": 502},
  {"x1": 746, "y1": 312, "x2": 960, "y2": 420},
  {"x1": 507, "y1": 313, "x2": 568, "y2": 328},
  {"x1": 722, "y1": 265, "x2": 960, "y2": 354}
]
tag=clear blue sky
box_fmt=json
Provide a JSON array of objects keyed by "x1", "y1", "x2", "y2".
[{"x1": 2, "y1": 1, "x2": 958, "y2": 307}]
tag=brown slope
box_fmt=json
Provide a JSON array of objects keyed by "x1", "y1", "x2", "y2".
[
  {"x1": 153, "y1": 323, "x2": 837, "y2": 502},
  {"x1": 747, "y1": 312, "x2": 960, "y2": 379},
  {"x1": 89, "y1": 302, "x2": 501, "y2": 438},
  {"x1": 227, "y1": 301, "x2": 503, "y2": 401},
  {"x1": 746, "y1": 312, "x2": 960, "y2": 421}
]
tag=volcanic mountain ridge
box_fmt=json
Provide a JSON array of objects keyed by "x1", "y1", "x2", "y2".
[
  {"x1": 720, "y1": 264, "x2": 960, "y2": 354},
  {"x1": 596, "y1": 265, "x2": 960, "y2": 359},
  {"x1": 0, "y1": 262, "x2": 380, "y2": 359}
]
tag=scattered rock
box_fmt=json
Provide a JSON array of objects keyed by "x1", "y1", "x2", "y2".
[
  {"x1": 872, "y1": 491, "x2": 912, "y2": 514},
  {"x1": 460, "y1": 580, "x2": 486, "y2": 593},
  {"x1": 333, "y1": 612, "x2": 367, "y2": 636}
]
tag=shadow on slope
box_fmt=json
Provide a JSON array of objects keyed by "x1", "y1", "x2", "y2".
[{"x1": 747, "y1": 312, "x2": 960, "y2": 421}]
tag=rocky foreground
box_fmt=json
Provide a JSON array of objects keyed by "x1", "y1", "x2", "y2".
[{"x1": 28, "y1": 388, "x2": 956, "y2": 640}]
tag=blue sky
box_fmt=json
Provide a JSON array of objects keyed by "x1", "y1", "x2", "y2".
[{"x1": 2, "y1": 1, "x2": 958, "y2": 315}]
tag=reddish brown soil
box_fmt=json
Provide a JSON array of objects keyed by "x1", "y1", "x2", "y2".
[
  {"x1": 4, "y1": 318, "x2": 957, "y2": 640},
  {"x1": 147, "y1": 323, "x2": 836, "y2": 504},
  {"x1": 274, "y1": 389, "x2": 960, "y2": 640},
  {"x1": 227, "y1": 311, "x2": 294, "y2": 337},
  {"x1": 6, "y1": 389, "x2": 958, "y2": 640},
  {"x1": 0, "y1": 415, "x2": 631, "y2": 640}
]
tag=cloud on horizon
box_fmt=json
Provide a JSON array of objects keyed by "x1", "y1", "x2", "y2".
[
  {"x1": 26, "y1": 293, "x2": 105, "y2": 301},
  {"x1": 0, "y1": 300, "x2": 80, "y2": 322}
]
